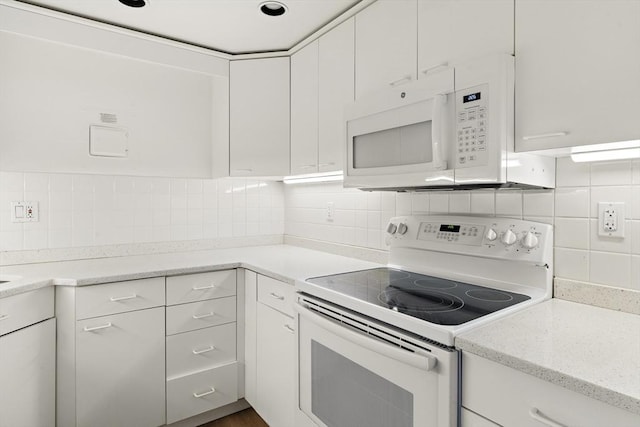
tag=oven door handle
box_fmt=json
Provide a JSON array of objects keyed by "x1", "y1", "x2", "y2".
[{"x1": 295, "y1": 302, "x2": 437, "y2": 372}]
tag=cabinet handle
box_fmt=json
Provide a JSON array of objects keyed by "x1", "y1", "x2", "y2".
[
  {"x1": 270, "y1": 292, "x2": 285, "y2": 300},
  {"x1": 234, "y1": 169, "x2": 253, "y2": 172},
  {"x1": 109, "y1": 293, "x2": 137, "y2": 302},
  {"x1": 83, "y1": 322, "x2": 113, "y2": 332},
  {"x1": 522, "y1": 132, "x2": 569, "y2": 141},
  {"x1": 529, "y1": 408, "x2": 567, "y2": 427},
  {"x1": 0, "y1": 314, "x2": 10, "y2": 321},
  {"x1": 192, "y1": 284, "x2": 216, "y2": 291},
  {"x1": 193, "y1": 387, "x2": 216, "y2": 398},
  {"x1": 318, "y1": 162, "x2": 335, "y2": 167},
  {"x1": 299, "y1": 164, "x2": 317, "y2": 169},
  {"x1": 420, "y1": 62, "x2": 448, "y2": 75},
  {"x1": 283, "y1": 324, "x2": 295, "y2": 334},
  {"x1": 192, "y1": 345, "x2": 216, "y2": 355},
  {"x1": 192, "y1": 311, "x2": 215, "y2": 319},
  {"x1": 388, "y1": 75, "x2": 412, "y2": 87}
]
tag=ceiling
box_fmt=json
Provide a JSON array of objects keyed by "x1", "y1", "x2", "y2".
[{"x1": 18, "y1": 0, "x2": 362, "y2": 54}]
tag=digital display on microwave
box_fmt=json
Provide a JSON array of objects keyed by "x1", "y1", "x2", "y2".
[
  {"x1": 463, "y1": 92, "x2": 481, "y2": 103},
  {"x1": 439, "y1": 224, "x2": 461, "y2": 233}
]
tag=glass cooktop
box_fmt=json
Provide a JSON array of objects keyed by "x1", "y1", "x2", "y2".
[{"x1": 306, "y1": 267, "x2": 530, "y2": 326}]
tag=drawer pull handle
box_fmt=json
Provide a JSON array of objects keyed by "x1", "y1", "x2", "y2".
[
  {"x1": 193, "y1": 387, "x2": 216, "y2": 398},
  {"x1": 192, "y1": 311, "x2": 215, "y2": 320},
  {"x1": 270, "y1": 292, "x2": 285, "y2": 300},
  {"x1": 529, "y1": 408, "x2": 567, "y2": 427},
  {"x1": 83, "y1": 322, "x2": 113, "y2": 332},
  {"x1": 284, "y1": 324, "x2": 295, "y2": 334},
  {"x1": 420, "y1": 62, "x2": 448, "y2": 75},
  {"x1": 0, "y1": 314, "x2": 10, "y2": 321},
  {"x1": 110, "y1": 294, "x2": 137, "y2": 302},
  {"x1": 522, "y1": 131, "x2": 569, "y2": 141},
  {"x1": 192, "y1": 284, "x2": 216, "y2": 291},
  {"x1": 192, "y1": 345, "x2": 216, "y2": 355},
  {"x1": 388, "y1": 74, "x2": 412, "y2": 87},
  {"x1": 318, "y1": 162, "x2": 335, "y2": 167}
]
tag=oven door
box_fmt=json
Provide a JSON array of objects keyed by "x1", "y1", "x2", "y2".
[{"x1": 295, "y1": 298, "x2": 459, "y2": 427}]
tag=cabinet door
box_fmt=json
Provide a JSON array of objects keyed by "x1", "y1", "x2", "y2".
[
  {"x1": 76, "y1": 307, "x2": 165, "y2": 427},
  {"x1": 255, "y1": 303, "x2": 296, "y2": 427},
  {"x1": 0, "y1": 318, "x2": 55, "y2": 427},
  {"x1": 515, "y1": 0, "x2": 640, "y2": 151},
  {"x1": 318, "y1": 17, "x2": 355, "y2": 173},
  {"x1": 230, "y1": 57, "x2": 290, "y2": 176},
  {"x1": 417, "y1": 0, "x2": 513, "y2": 75},
  {"x1": 355, "y1": 0, "x2": 417, "y2": 98},
  {"x1": 291, "y1": 40, "x2": 319, "y2": 175},
  {"x1": 243, "y1": 270, "x2": 258, "y2": 406}
]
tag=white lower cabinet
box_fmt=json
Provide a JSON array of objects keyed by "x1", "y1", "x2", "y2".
[
  {"x1": 75, "y1": 308, "x2": 166, "y2": 427},
  {"x1": 245, "y1": 272, "x2": 296, "y2": 427},
  {"x1": 0, "y1": 288, "x2": 55, "y2": 427},
  {"x1": 462, "y1": 352, "x2": 640, "y2": 427}
]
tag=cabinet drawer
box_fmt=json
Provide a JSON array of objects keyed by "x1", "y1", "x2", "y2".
[
  {"x1": 166, "y1": 362, "x2": 238, "y2": 424},
  {"x1": 167, "y1": 323, "x2": 237, "y2": 379},
  {"x1": 75, "y1": 277, "x2": 165, "y2": 320},
  {"x1": 0, "y1": 287, "x2": 53, "y2": 336},
  {"x1": 257, "y1": 275, "x2": 294, "y2": 317},
  {"x1": 462, "y1": 352, "x2": 640, "y2": 427},
  {"x1": 166, "y1": 296, "x2": 236, "y2": 335},
  {"x1": 166, "y1": 270, "x2": 236, "y2": 306}
]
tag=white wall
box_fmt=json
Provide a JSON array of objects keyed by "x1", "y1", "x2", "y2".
[
  {"x1": 285, "y1": 158, "x2": 640, "y2": 291},
  {"x1": 0, "y1": 172, "x2": 284, "y2": 251}
]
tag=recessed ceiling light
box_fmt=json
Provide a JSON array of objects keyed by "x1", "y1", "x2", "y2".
[
  {"x1": 260, "y1": 1, "x2": 287, "y2": 17},
  {"x1": 118, "y1": 0, "x2": 147, "y2": 8}
]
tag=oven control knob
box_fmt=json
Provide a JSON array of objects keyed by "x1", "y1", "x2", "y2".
[
  {"x1": 521, "y1": 231, "x2": 539, "y2": 249},
  {"x1": 397, "y1": 223, "x2": 408, "y2": 235},
  {"x1": 501, "y1": 229, "x2": 517, "y2": 246},
  {"x1": 485, "y1": 228, "x2": 497, "y2": 241},
  {"x1": 386, "y1": 223, "x2": 398, "y2": 234}
]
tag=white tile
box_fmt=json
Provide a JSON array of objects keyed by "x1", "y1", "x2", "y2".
[
  {"x1": 590, "y1": 251, "x2": 631, "y2": 288},
  {"x1": 0, "y1": 209, "x2": 23, "y2": 233},
  {"x1": 72, "y1": 175, "x2": 94, "y2": 193},
  {"x1": 203, "y1": 179, "x2": 218, "y2": 195},
  {"x1": 133, "y1": 227, "x2": 154, "y2": 243},
  {"x1": 171, "y1": 209, "x2": 188, "y2": 226},
  {"x1": 152, "y1": 226, "x2": 171, "y2": 242},
  {"x1": 24, "y1": 173, "x2": 49, "y2": 192},
  {"x1": 632, "y1": 160, "x2": 640, "y2": 184},
  {"x1": 367, "y1": 228, "x2": 381, "y2": 249},
  {"x1": 554, "y1": 187, "x2": 589, "y2": 218},
  {"x1": 49, "y1": 174, "x2": 73, "y2": 192},
  {"x1": 589, "y1": 219, "x2": 631, "y2": 254},
  {"x1": 367, "y1": 211, "x2": 381, "y2": 230},
  {"x1": 171, "y1": 178, "x2": 187, "y2": 195},
  {"x1": 115, "y1": 193, "x2": 135, "y2": 211},
  {"x1": 115, "y1": 176, "x2": 134, "y2": 194},
  {"x1": 171, "y1": 194, "x2": 188, "y2": 211},
  {"x1": 495, "y1": 190, "x2": 522, "y2": 217},
  {"x1": 429, "y1": 193, "x2": 449, "y2": 213},
  {"x1": 187, "y1": 224, "x2": 203, "y2": 240},
  {"x1": 246, "y1": 222, "x2": 260, "y2": 236},
  {"x1": 449, "y1": 192, "x2": 470, "y2": 214},
  {"x1": 0, "y1": 230, "x2": 23, "y2": 251},
  {"x1": 23, "y1": 229, "x2": 48, "y2": 250},
  {"x1": 555, "y1": 157, "x2": 590, "y2": 187},
  {"x1": 632, "y1": 221, "x2": 640, "y2": 255},
  {"x1": 171, "y1": 225, "x2": 188, "y2": 241},
  {"x1": 232, "y1": 222, "x2": 246, "y2": 237},
  {"x1": 187, "y1": 209, "x2": 203, "y2": 226},
  {"x1": 247, "y1": 194, "x2": 260, "y2": 209},
  {"x1": 50, "y1": 209, "x2": 72, "y2": 229},
  {"x1": 631, "y1": 255, "x2": 640, "y2": 291},
  {"x1": 554, "y1": 247, "x2": 589, "y2": 281},
  {"x1": 632, "y1": 186, "x2": 640, "y2": 220},
  {"x1": 133, "y1": 177, "x2": 153, "y2": 194},
  {"x1": 246, "y1": 206, "x2": 260, "y2": 223},
  {"x1": 470, "y1": 191, "x2": 495, "y2": 215},
  {"x1": 153, "y1": 178, "x2": 171, "y2": 195},
  {"x1": 590, "y1": 160, "x2": 633, "y2": 186},
  {"x1": 590, "y1": 186, "x2": 633, "y2": 218},
  {"x1": 232, "y1": 207, "x2": 246, "y2": 223},
  {"x1": 187, "y1": 179, "x2": 203, "y2": 194},
  {"x1": 0, "y1": 172, "x2": 24, "y2": 192},
  {"x1": 153, "y1": 194, "x2": 170, "y2": 211},
  {"x1": 523, "y1": 215, "x2": 554, "y2": 225},
  {"x1": 523, "y1": 190, "x2": 554, "y2": 217},
  {"x1": 94, "y1": 175, "x2": 115, "y2": 194},
  {"x1": 153, "y1": 210, "x2": 170, "y2": 227},
  {"x1": 367, "y1": 192, "x2": 381, "y2": 211},
  {"x1": 381, "y1": 193, "x2": 396, "y2": 212},
  {"x1": 50, "y1": 191, "x2": 73, "y2": 212},
  {"x1": 396, "y1": 193, "x2": 412, "y2": 215},
  {"x1": 355, "y1": 227, "x2": 368, "y2": 247},
  {"x1": 203, "y1": 222, "x2": 218, "y2": 239},
  {"x1": 48, "y1": 229, "x2": 72, "y2": 248},
  {"x1": 411, "y1": 193, "x2": 430, "y2": 213},
  {"x1": 554, "y1": 218, "x2": 589, "y2": 249},
  {"x1": 355, "y1": 211, "x2": 367, "y2": 229},
  {"x1": 188, "y1": 193, "x2": 203, "y2": 210}
]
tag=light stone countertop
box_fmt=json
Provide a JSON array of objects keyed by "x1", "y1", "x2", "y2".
[
  {"x1": 0, "y1": 244, "x2": 381, "y2": 298},
  {"x1": 456, "y1": 298, "x2": 640, "y2": 415}
]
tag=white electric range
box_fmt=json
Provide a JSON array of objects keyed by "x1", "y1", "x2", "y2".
[{"x1": 294, "y1": 215, "x2": 553, "y2": 427}]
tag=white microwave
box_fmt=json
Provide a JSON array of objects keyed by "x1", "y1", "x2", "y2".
[{"x1": 344, "y1": 55, "x2": 555, "y2": 190}]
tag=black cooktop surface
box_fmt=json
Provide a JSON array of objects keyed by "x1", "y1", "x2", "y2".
[{"x1": 306, "y1": 267, "x2": 530, "y2": 326}]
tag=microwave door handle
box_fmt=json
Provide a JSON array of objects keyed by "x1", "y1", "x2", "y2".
[{"x1": 431, "y1": 94, "x2": 448, "y2": 170}]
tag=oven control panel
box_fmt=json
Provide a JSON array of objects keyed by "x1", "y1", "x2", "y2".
[{"x1": 386, "y1": 215, "x2": 552, "y2": 264}]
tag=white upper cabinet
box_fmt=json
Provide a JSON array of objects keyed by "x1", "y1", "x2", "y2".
[
  {"x1": 230, "y1": 57, "x2": 290, "y2": 177},
  {"x1": 355, "y1": 0, "x2": 418, "y2": 98},
  {"x1": 290, "y1": 40, "x2": 320, "y2": 176},
  {"x1": 417, "y1": 0, "x2": 513, "y2": 76},
  {"x1": 515, "y1": 0, "x2": 640, "y2": 152},
  {"x1": 318, "y1": 17, "x2": 355, "y2": 173}
]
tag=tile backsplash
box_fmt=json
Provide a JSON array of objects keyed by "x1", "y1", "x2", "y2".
[
  {"x1": 285, "y1": 159, "x2": 640, "y2": 291},
  {"x1": 0, "y1": 172, "x2": 284, "y2": 251}
]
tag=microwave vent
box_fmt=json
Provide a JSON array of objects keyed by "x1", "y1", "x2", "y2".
[{"x1": 100, "y1": 113, "x2": 118, "y2": 124}]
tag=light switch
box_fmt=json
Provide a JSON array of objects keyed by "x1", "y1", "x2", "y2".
[{"x1": 10, "y1": 201, "x2": 39, "y2": 223}]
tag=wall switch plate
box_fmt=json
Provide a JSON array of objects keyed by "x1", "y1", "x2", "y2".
[
  {"x1": 326, "y1": 202, "x2": 334, "y2": 221},
  {"x1": 598, "y1": 202, "x2": 624, "y2": 238},
  {"x1": 11, "y1": 201, "x2": 39, "y2": 222}
]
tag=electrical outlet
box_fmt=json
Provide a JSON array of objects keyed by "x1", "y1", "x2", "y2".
[
  {"x1": 598, "y1": 202, "x2": 624, "y2": 238},
  {"x1": 326, "y1": 202, "x2": 334, "y2": 221},
  {"x1": 10, "y1": 201, "x2": 39, "y2": 222}
]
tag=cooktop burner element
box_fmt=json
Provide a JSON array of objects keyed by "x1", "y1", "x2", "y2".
[{"x1": 306, "y1": 267, "x2": 530, "y2": 326}]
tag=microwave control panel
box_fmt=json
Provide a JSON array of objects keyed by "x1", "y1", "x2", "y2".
[{"x1": 455, "y1": 83, "x2": 489, "y2": 168}]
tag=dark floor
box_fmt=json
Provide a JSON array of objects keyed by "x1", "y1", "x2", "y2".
[{"x1": 199, "y1": 408, "x2": 269, "y2": 427}]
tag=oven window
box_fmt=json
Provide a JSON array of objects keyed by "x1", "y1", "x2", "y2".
[
  {"x1": 353, "y1": 121, "x2": 432, "y2": 169},
  {"x1": 311, "y1": 340, "x2": 413, "y2": 427}
]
